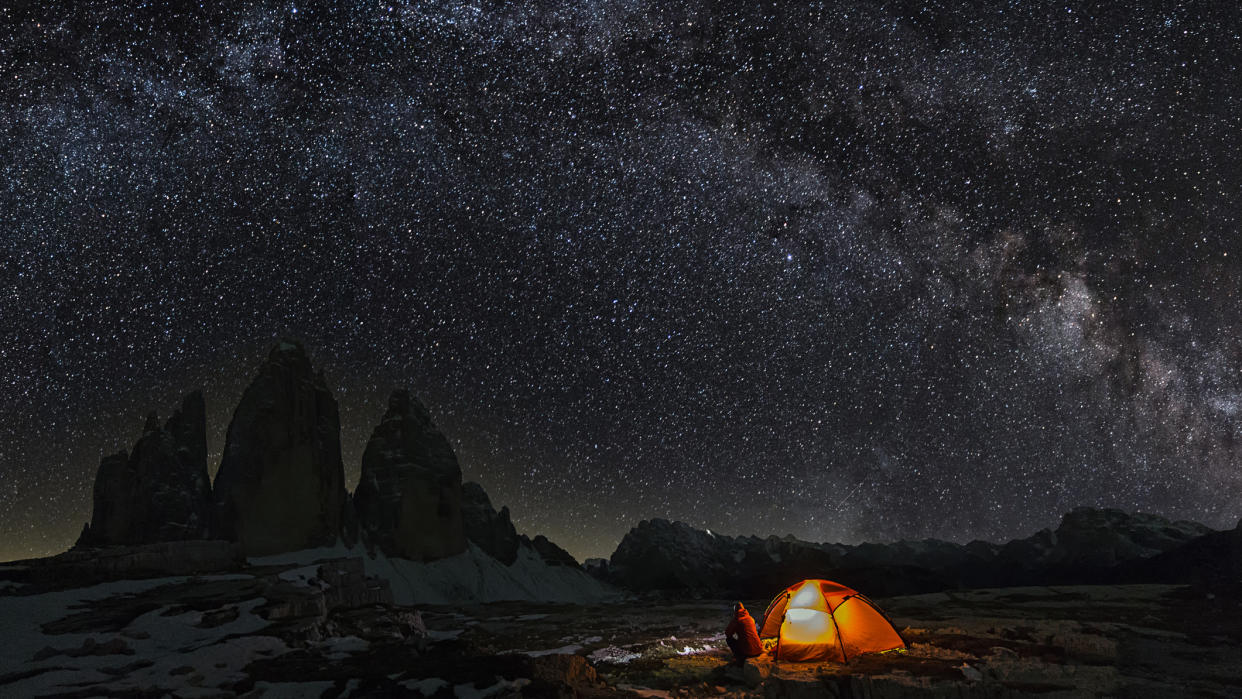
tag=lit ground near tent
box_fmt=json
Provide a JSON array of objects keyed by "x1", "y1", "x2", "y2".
[{"x1": 416, "y1": 584, "x2": 1242, "y2": 698}]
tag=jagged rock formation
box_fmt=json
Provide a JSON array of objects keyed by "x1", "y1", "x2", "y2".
[
  {"x1": 79, "y1": 452, "x2": 137, "y2": 546},
  {"x1": 458, "y1": 481, "x2": 579, "y2": 567},
  {"x1": 528, "y1": 534, "x2": 578, "y2": 567},
  {"x1": 461, "y1": 481, "x2": 522, "y2": 565},
  {"x1": 72, "y1": 341, "x2": 588, "y2": 579},
  {"x1": 1123, "y1": 518, "x2": 1242, "y2": 586},
  {"x1": 78, "y1": 392, "x2": 213, "y2": 546},
  {"x1": 213, "y1": 340, "x2": 349, "y2": 556},
  {"x1": 605, "y1": 508, "x2": 1217, "y2": 597},
  {"x1": 996, "y1": 506, "x2": 1212, "y2": 575},
  {"x1": 353, "y1": 390, "x2": 467, "y2": 560},
  {"x1": 607, "y1": 519, "x2": 863, "y2": 596}
]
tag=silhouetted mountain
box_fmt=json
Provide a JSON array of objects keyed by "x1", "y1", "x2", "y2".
[
  {"x1": 1122, "y1": 518, "x2": 1242, "y2": 587},
  {"x1": 213, "y1": 340, "x2": 350, "y2": 556},
  {"x1": 73, "y1": 341, "x2": 589, "y2": 599},
  {"x1": 459, "y1": 481, "x2": 579, "y2": 567},
  {"x1": 604, "y1": 508, "x2": 1217, "y2": 597},
  {"x1": 78, "y1": 391, "x2": 213, "y2": 546},
  {"x1": 354, "y1": 389, "x2": 467, "y2": 560},
  {"x1": 461, "y1": 481, "x2": 522, "y2": 565}
]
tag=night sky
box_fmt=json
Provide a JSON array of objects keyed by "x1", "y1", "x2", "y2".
[{"x1": 2, "y1": 1, "x2": 1240, "y2": 563}]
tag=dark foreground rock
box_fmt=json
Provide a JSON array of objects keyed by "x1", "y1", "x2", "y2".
[
  {"x1": 213, "y1": 340, "x2": 350, "y2": 556},
  {"x1": 78, "y1": 391, "x2": 213, "y2": 546},
  {"x1": 354, "y1": 390, "x2": 468, "y2": 560}
]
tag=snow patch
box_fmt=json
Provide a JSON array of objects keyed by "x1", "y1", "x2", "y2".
[
  {"x1": 277, "y1": 564, "x2": 326, "y2": 588},
  {"x1": 248, "y1": 540, "x2": 357, "y2": 567},
  {"x1": 0, "y1": 576, "x2": 282, "y2": 696},
  {"x1": 265, "y1": 541, "x2": 617, "y2": 605},
  {"x1": 128, "y1": 597, "x2": 270, "y2": 643},
  {"x1": 321, "y1": 634, "x2": 369, "y2": 659},
  {"x1": 589, "y1": 646, "x2": 642, "y2": 664}
]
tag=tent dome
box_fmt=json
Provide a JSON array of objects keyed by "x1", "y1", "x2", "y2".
[{"x1": 758, "y1": 579, "x2": 905, "y2": 662}]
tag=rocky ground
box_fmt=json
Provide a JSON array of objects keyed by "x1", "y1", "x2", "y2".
[{"x1": 2, "y1": 558, "x2": 1240, "y2": 698}]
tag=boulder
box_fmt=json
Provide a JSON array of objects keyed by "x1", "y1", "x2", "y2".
[
  {"x1": 522, "y1": 654, "x2": 606, "y2": 696},
  {"x1": 78, "y1": 391, "x2": 213, "y2": 546},
  {"x1": 708, "y1": 662, "x2": 763, "y2": 688},
  {"x1": 461, "y1": 481, "x2": 521, "y2": 565},
  {"x1": 213, "y1": 340, "x2": 349, "y2": 556},
  {"x1": 353, "y1": 390, "x2": 467, "y2": 560},
  {"x1": 317, "y1": 557, "x2": 394, "y2": 608}
]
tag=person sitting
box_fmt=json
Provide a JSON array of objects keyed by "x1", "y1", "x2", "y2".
[{"x1": 724, "y1": 602, "x2": 763, "y2": 666}]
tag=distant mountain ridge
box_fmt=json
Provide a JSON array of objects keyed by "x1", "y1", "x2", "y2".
[{"x1": 598, "y1": 508, "x2": 1225, "y2": 597}]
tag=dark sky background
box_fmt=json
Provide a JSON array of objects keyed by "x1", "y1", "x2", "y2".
[{"x1": 2, "y1": 1, "x2": 1240, "y2": 562}]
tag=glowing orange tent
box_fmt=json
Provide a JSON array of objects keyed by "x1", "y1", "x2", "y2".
[{"x1": 758, "y1": 579, "x2": 906, "y2": 662}]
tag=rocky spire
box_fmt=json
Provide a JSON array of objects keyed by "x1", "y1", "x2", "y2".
[
  {"x1": 213, "y1": 340, "x2": 349, "y2": 556},
  {"x1": 460, "y1": 481, "x2": 521, "y2": 565},
  {"x1": 78, "y1": 391, "x2": 213, "y2": 546},
  {"x1": 354, "y1": 389, "x2": 467, "y2": 560}
]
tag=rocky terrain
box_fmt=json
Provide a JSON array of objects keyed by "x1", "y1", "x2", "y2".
[
  {"x1": 3, "y1": 559, "x2": 1239, "y2": 697},
  {"x1": 600, "y1": 509, "x2": 1224, "y2": 598}
]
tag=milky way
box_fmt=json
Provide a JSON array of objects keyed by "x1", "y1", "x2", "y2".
[{"x1": 2, "y1": 1, "x2": 1240, "y2": 561}]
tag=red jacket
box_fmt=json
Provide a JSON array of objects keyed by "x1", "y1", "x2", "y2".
[{"x1": 725, "y1": 607, "x2": 763, "y2": 657}]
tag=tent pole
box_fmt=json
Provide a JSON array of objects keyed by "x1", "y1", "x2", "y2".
[{"x1": 827, "y1": 606, "x2": 848, "y2": 664}]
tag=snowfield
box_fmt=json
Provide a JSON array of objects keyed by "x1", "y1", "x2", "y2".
[
  {"x1": 251, "y1": 540, "x2": 620, "y2": 605},
  {"x1": 0, "y1": 574, "x2": 279, "y2": 697}
]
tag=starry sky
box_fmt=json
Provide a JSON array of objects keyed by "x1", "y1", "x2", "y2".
[{"x1": 2, "y1": 1, "x2": 1240, "y2": 563}]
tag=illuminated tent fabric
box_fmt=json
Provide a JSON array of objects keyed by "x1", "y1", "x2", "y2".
[{"x1": 758, "y1": 579, "x2": 905, "y2": 662}]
